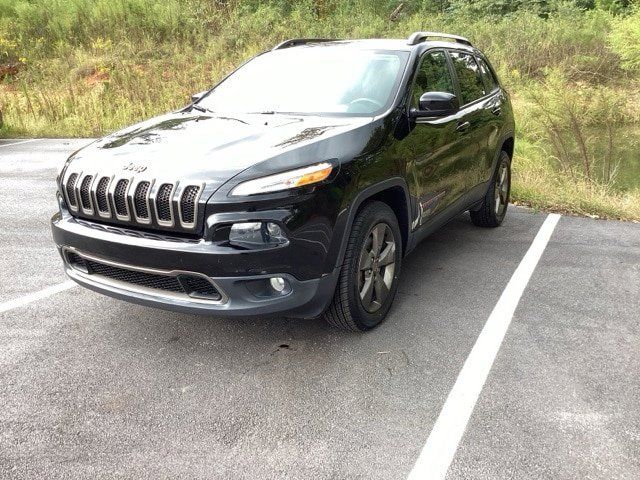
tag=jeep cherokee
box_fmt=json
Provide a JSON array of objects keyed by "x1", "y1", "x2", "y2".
[{"x1": 51, "y1": 32, "x2": 515, "y2": 331}]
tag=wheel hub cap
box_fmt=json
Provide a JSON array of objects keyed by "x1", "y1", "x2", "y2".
[
  {"x1": 495, "y1": 162, "x2": 509, "y2": 215},
  {"x1": 358, "y1": 223, "x2": 396, "y2": 313}
]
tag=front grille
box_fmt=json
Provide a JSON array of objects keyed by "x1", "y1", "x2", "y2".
[
  {"x1": 64, "y1": 250, "x2": 222, "y2": 301},
  {"x1": 66, "y1": 173, "x2": 79, "y2": 208},
  {"x1": 87, "y1": 260, "x2": 184, "y2": 292},
  {"x1": 156, "y1": 183, "x2": 173, "y2": 222},
  {"x1": 96, "y1": 177, "x2": 110, "y2": 213},
  {"x1": 79, "y1": 175, "x2": 93, "y2": 210},
  {"x1": 61, "y1": 171, "x2": 204, "y2": 232},
  {"x1": 114, "y1": 179, "x2": 129, "y2": 217},
  {"x1": 178, "y1": 275, "x2": 218, "y2": 297},
  {"x1": 180, "y1": 186, "x2": 200, "y2": 224},
  {"x1": 66, "y1": 251, "x2": 87, "y2": 269},
  {"x1": 134, "y1": 181, "x2": 150, "y2": 219}
]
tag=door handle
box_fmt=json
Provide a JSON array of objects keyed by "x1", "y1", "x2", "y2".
[{"x1": 456, "y1": 121, "x2": 470, "y2": 132}]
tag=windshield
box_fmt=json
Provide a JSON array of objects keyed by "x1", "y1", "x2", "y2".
[{"x1": 198, "y1": 47, "x2": 410, "y2": 116}]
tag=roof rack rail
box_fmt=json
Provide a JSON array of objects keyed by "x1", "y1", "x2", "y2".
[
  {"x1": 407, "y1": 31, "x2": 472, "y2": 47},
  {"x1": 272, "y1": 38, "x2": 338, "y2": 50}
]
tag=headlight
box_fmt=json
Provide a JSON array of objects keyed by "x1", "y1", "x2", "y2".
[{"x1": 230, "y1": 162, "x2": 333, "y2": 196}]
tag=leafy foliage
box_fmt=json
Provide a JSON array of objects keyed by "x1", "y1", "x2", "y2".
[{"x1": 609, "y1": 7, "x2": 640, "y2": 72}]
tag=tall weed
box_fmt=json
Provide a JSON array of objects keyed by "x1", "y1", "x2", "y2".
[{"x1": 521, "y1": 70, "x2": 631, "y2": 187}]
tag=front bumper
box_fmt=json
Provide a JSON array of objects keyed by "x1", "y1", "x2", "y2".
[{"x1": 51, "y1": 213, "x2": 338, "y2": 318}]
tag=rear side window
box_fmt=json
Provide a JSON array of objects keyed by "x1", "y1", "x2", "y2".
[
  {"x1": 449, "y1": 51, "x2": 487, "y2": 105},
  {"x1": 476, "y1": 57, "x2": 499, "y2": 92},
  {"x1": 411, "y1": 51, "x2": 455, "y2": 107}
]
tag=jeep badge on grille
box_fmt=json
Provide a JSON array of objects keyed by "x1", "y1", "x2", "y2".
[{"x1": 122, "y1": 162, "x2": 147, "y2": 173}]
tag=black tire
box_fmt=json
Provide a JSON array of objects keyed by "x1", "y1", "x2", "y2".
[
  {"x1": 324, "y1": 201, "x2": 402, "y2": 332},
  {"x1": 470, "y1": 150, "x2": 511, "y2": 228}
]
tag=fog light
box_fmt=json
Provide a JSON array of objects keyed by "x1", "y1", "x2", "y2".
[
  {"x1": 229, "y1": 222, "x2": 261, "y2": 244},
  {"x1": 270, "y1": 277, "x2": 286, "y2": 292},
  {"x1": 229, "y1": 221, "x2": 287, "y2": 247}
]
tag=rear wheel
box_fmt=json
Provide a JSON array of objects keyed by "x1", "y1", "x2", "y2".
[
  {"x1": 324, "y1": 201, "x2": 402, "y2": 332},
  {"x1": 470, "y1": 150, "x2": 511, "y2": 227}
]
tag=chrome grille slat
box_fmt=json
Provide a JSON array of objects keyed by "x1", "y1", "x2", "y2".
[
  {"x1": 79, "y1": 175, "x2": 94, "y2": 213},
  {"x1": 65, "y1": 173, "x2": 79, "y2": 210},
  {"x1": 133, "y1": 181, "x2": 151, "y2": 220},
  {"x1": 95, "y1": 176, "x2": 111, "y2": 217},
  {"x1": 154, "y1": 183, "x2": 175, "y2": 226},
  {"x1": 179, "y1": 185, "x2": 201, "y2": 226},
  {"x1": 113, "y1": 179, "x2": 130, "y2": 219},
  {"x1": 61, "y1": 172, "x2": 204, "y2": 232}
]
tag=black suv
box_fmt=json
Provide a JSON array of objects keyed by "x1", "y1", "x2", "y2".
[{"x1": 51, "y1": 32, "x2": 514, "y2": 331}]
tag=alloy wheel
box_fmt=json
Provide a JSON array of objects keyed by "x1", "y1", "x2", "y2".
[
  {"x1": 494, "y1": 161, "x2": 509, "y2": 216},
  {"x1": 358, "y1": 223, "x2": 396, "y2": 313}
]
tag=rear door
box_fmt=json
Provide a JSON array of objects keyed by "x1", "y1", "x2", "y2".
[
  {"x1": 447, "y1": 50, "x2": 500, "y2": 189},
  {"x1": 475, "y1": 55, "x2": 508, "y2": 183}
]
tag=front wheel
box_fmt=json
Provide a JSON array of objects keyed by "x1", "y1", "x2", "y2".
[
  {"x1": 324, "y1": 201, "x2": 402, "y2": 332},
  {"x1": 470, "y1": 150, "x2": 511, "y2": 228}
]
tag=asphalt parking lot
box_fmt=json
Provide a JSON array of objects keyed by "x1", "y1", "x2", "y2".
[{"x1": 1, "y1": 138, "x2": 639, "y2": 480}]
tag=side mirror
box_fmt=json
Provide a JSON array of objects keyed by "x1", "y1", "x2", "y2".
[
  {"x1": 191, "y1": 90, "x2": 208, "y2": 103},
  {"x1": 410, "y1": 91, "x2": 459, "y2": 118}
]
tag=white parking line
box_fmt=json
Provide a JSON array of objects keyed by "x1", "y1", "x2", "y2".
[
  {"x1": 0, "y1": 139, "x2": 38, "y2": 148},
  {"x1": 407, "y1": 213, "x2": 561, "y2": 480},
  {"x1": 0, "y1": 281, "x2": 76, "y2": 315}
]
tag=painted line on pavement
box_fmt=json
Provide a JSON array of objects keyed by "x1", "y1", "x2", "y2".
[
  {"x1": 407, "y1": 213, "x2": 561, "y2": 480},
  {"x1": 0, "y1": 281, "x2": 77, "y2": 315},
  {"x1": 0, "y1": 139, "x2": 38, "y2": 148}
]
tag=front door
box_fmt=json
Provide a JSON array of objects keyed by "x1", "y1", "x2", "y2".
[{"x1": 400, "y1": 50, "x2": 470, "y2": 227}]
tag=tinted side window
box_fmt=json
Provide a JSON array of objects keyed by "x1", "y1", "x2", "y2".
[
  {"x1": 449, "y1": 51, "x2": 486, "y2": 105},
  {"x1": 477, "y1": 57, "x2": 498, "y2": 92},
  {"x1": 411, "y1": 51, "x2": 454, "y2": 107}
]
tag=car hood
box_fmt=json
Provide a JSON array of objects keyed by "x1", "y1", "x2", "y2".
[{"x1": 67, "y1": 110, "x2": 371, "y2": 184}]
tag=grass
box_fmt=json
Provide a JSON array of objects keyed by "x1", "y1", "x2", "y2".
[
  {"x1": 1, "y1": 0, "x2": 639, "y2": 220},
  {"x1": 513, "y1": 140, "x2": 640, "y2": 220}
]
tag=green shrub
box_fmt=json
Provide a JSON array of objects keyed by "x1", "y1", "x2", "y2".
[
  {"x1": 518, "y1": 69, "x2": 637, "y2": 189},
  {"x1": 609, "y1": 7, "x2": 640, "y2": 73}
]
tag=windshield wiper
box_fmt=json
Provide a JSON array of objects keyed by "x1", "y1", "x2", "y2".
[
  {"x1": 218, "y1": 115, "x2": 249, "y2": 125},
  {"x1": 190, "y1": 104, "x2": 212, "y2": 113},
  {"x1": 247, "y1": 111, "x2": 307, "y2": 116}
]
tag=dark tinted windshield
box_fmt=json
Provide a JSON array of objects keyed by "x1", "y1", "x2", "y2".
[{"x1": 199, "y1": 47, "x2": 410, "y2": 116}]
